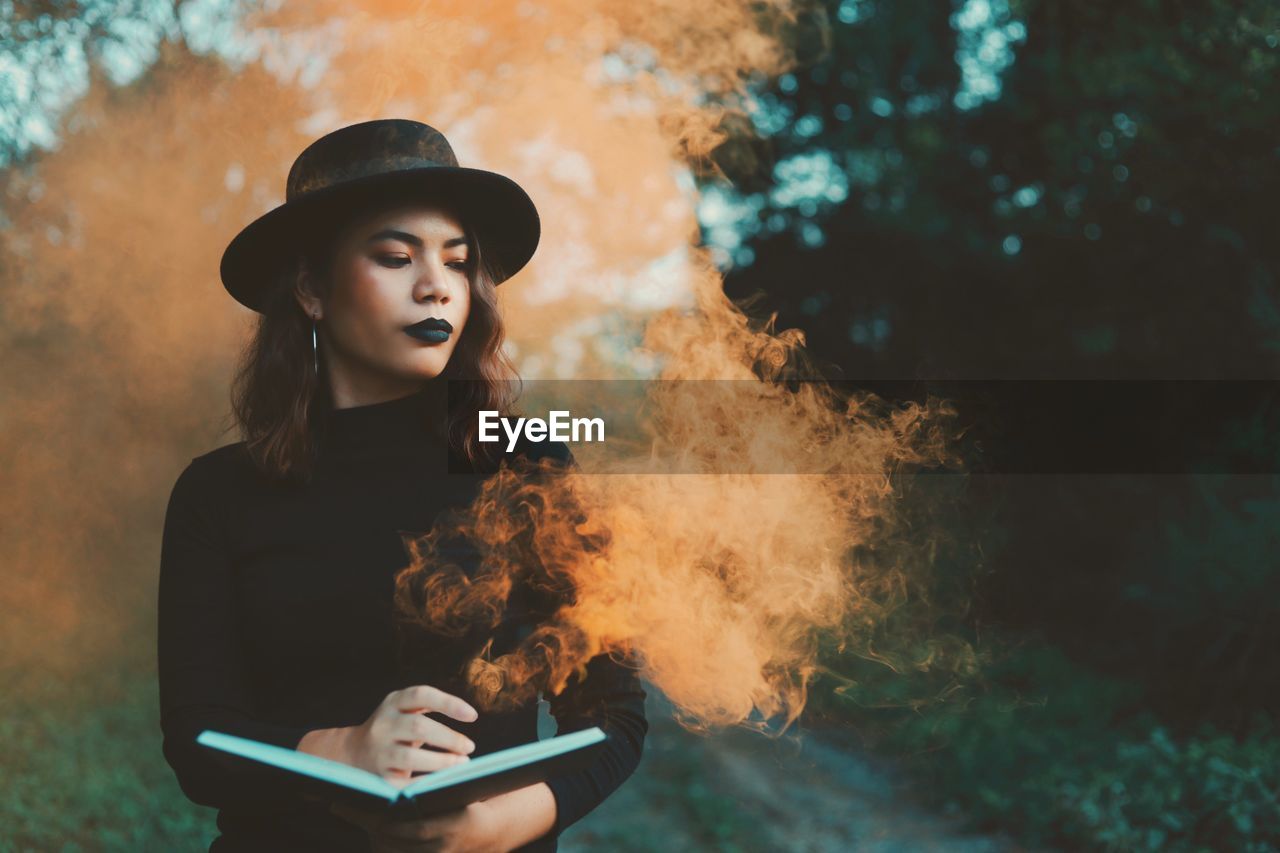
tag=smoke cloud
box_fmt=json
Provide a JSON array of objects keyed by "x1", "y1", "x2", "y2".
[{"x1": 1, "y1": 1, "x2": 969, "y2": 731}]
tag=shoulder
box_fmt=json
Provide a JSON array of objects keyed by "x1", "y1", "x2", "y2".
[
  {"x1": 192, "y1": 440, "x2": 252, "y2": 468},
  {"x1": 189, "y1": 440, "x2": 255, "y2": 478},
  {"x1": 168, "y1": 441, "x2": 254, "y2": 506}
]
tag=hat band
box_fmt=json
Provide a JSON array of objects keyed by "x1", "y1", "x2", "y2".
[{"x1": 289, "y1": 156, "x2": 456, "y2": 199}]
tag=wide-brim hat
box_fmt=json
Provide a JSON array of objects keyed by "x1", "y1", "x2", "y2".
[{"x1": 220, "y1": 118, "x2": 540, "y2": 313}]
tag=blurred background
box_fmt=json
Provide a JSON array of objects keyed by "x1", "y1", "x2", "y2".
[{"x1": 2, "y1": 1, "x2": 1278, "y2": 850}]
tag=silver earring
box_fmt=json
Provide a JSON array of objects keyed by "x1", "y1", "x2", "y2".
[{"x1": 311, "y1": 316, "x2": 319, "y2": 376}]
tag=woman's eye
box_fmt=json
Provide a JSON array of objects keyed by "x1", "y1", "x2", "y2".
[
  {"x1": 379, "y1": 256, "x2": 411, "y2": 268},
  {"x1": 447, "y1": 260, "x2": 468, "y2": 271}
]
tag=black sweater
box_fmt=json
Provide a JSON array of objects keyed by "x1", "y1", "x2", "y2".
[{"x1": 157, "y1": 385, "x2": 648, "y2": 852}]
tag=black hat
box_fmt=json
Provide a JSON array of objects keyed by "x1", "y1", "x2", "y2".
[{"x1": 219, "y1": 118, "x2": 540, "y2": 313}]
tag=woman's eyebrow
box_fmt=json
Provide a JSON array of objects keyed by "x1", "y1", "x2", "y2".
[{"x1": 365, "y1": 228, "x2": 469, "y2": 249}]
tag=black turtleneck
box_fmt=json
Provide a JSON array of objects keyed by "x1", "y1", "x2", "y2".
[{"x1": 157, "y1": 385, "x2": 648, "y2": 852}]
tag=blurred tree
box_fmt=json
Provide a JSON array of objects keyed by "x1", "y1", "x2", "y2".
[
  {"x1": 0, "y1": 0, "x2": 257, "y2": 169},
  {"x1": 703, "y1": 0, "x2": 1280, "y2": 380}
]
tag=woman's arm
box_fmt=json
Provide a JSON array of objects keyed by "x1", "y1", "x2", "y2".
[
  {"x1": 476, "y1": 782, "x2": 558, "y2": 849},
  {"x1": 533, "y1": 650, "x2": 649, "y2": 844},
  {"x1": 157, "y1": 456, "x2": 317, "y2": 813},
  {"x1": 343, "y1": 655, "x2": 648, "y2": 852}
]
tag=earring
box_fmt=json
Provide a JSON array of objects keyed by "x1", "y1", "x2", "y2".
[{"x1": 311, "y1": 314, "x2": 319, "y2": 377}]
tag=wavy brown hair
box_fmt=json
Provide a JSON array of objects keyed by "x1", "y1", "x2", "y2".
[{"x1": 228, "y1": 189, "x2": 522, "y2": 483}]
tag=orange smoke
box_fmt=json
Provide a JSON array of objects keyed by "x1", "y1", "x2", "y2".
[
  {"x1": 2, "y1": 0, "x2": 966, "y2": 730},
  {"x1": 394, "y1": 266, "x2": 963, "y2": 734}
]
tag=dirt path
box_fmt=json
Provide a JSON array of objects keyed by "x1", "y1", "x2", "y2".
[{"x1": 548, "y1": 692, "x2": 1043, "y2": 852}]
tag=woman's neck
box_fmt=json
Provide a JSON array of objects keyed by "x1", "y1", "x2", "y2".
[{"x1": 319, "y1": 380, "x2": 450, "y2": 452}]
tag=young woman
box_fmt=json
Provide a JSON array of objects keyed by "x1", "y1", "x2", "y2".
[{"x1": 157, "y1": 119, "x2": 648, "y2": 852}]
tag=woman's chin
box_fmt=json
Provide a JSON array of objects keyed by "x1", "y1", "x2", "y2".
[
  {"x1": 404, "y1": 367, "x2": 447, "y2": 382},
  {"x1": 399, "y1": 353, "x2": 453, "y2": 380}
]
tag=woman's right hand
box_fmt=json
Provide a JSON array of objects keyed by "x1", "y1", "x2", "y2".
[{"x1": 299, "y1": 684, "x2": 479, "y2": 785}]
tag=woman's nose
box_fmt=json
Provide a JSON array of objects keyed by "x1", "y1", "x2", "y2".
[{"x1": 413, "y1": 262, "x2": 451, "y2": 303}]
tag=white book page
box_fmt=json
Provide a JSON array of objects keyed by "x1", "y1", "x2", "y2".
[
  {"x1": 402, "y1": 726, "x2": 606, "y2": 797},
  {"x1": 196, "y1": 730, "x2": 399, "y2": 801}
]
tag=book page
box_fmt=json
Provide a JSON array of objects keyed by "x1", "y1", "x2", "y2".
[
  {"x1": 196, "y1": 730, "x2": 400, "y2": 801},
  {"x1": 402, "y1": 726, "x2": 606, "y2": 797}
]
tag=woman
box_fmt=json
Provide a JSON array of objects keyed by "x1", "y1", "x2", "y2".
[{"x1": 157, "y1": 119, "x2": 648, "y2": 852}]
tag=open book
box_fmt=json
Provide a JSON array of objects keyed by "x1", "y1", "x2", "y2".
[{"x1": 196, "y1": 726, "x2": 607, "y2": 819}]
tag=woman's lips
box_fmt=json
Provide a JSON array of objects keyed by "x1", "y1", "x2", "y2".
[
  {"x1": 404, "y1": 326, "x2": 451, "y2": 344},
  {"x1": 404, "y1": 318, "x2": 452, "y2": 344}
]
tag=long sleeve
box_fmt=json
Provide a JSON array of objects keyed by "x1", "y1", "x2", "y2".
[
  {"x1": 157, "y1": 456, "x2": 316, "y2": 813},
  {"x1": 542, "y1": 650, "x2": 649, "y2": 839}
]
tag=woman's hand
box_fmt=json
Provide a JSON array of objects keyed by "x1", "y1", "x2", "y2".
[
  {"x1": 329, "y1": 799, "x2": 504, "y2": 853},
  {"x1": 299, "y1": 684, "x2": 479, "y2": 782}
]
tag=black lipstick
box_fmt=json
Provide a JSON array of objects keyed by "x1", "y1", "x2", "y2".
[{"x1": 404, "y1": 317, "x2": 453, "y2": 344}]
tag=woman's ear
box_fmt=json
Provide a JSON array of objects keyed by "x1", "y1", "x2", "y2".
[{"x1": 293, "y1": 262, "x2": 323, "y2": 320}]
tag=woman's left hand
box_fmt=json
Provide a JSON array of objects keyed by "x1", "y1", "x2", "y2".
[{"x1": 330, "y1": 799, "x2": 505, "y2": 853}]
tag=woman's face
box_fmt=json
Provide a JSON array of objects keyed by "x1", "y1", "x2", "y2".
[{"x1": 300, "y1": 201, "x2": 473, "y2": 403}]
